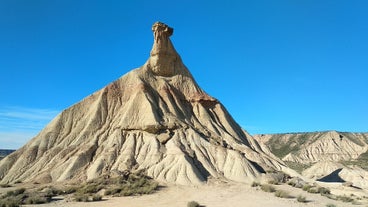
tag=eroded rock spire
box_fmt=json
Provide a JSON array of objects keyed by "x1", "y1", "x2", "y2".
[{"x1": 149, "y1": 22, "x2": 179, "y2": 76}]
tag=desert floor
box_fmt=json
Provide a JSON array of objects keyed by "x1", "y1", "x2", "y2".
[{"x1": 21, "y1": 181, "x2": 365, "y2": 207}]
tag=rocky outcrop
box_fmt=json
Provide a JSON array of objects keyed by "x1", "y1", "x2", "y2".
[{"x1": 0, "y1": 22, "x2": 284, "y2": 185}]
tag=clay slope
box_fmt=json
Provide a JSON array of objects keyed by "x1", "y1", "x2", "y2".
[
  {"x1": 0, "y1": 22, "x2": 284, "y2": 185},
  {"x1": 302, "y1": 161, "x2": 368, "y2": 189},
  {"x1": 255, "y1": 131, "x2": 368, "y2": 164}
]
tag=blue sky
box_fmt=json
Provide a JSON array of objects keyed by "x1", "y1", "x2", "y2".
[{"x1": 0, "y1": 0, "x2": 367, "y2": 149}]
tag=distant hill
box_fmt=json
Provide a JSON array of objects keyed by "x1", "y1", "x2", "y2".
[
  {"x1": 255, "y1": 131, "x2": 368, "y2": 188},
  {"x1": 0, "y1": 149, "x2": 15, "y2": 160},
  {"x1": 255, "y1": 131, "x2": 368, "y2": 164}
]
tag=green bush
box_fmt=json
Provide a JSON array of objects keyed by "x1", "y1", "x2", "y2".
[
  {"x1": 260, "y1": 184, "x2": 276, "y2": 193},
  {"x1": 325, "y1": 204, "x2": 336, "y2": 207},
  {"x1": 274, "y1": 190, "x2": 289, "y2": 198},
  {"x1": 302, "y1": 184, "x2": 312, "y2": 191},
  {"x1": 297, "y1": 195, "x2": 307, "y2": 203},
  {"x1": 187, "y1": 201, "x2": 200, "y2": 207}
]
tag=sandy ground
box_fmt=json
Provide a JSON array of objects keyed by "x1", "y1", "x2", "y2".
[{"x1": 21, "y1": 181, "x2": 365, "y2": 207}]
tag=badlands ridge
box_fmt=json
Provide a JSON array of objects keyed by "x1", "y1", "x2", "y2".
[{"x1": 0, "y1": 22, "x2": 285, "y2": 185}]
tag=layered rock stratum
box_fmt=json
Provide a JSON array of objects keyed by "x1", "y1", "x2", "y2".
[{"x1": 0, "y1": 22, "x2": 284, "y2": 185}]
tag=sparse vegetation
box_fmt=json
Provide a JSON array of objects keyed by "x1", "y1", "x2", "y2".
[
  {"x1": 0, "y1": 188, "x2": 27, "y2": 207},
  {"x1": 341, "y1": 150, "x2": 368, "y2": 170},
  {"x1": 287, "y1": 177, "x2": 306, "y2": 188},
  {"x1": 274, "y1": 190, "x2": 290, "y2": 198},
  {"x1": 267, "y1": 133, "x2": 321, "y2": 158},
  {"x1": 336, "y1": 195, "x2": 354, "y2": 203},
  {"x1": 284, "y1": 161, "x2": 311, "y2": 173},
  {"x1": 264, "y1": 171, "x2": 290, "y2": 187},
  {"x1": 325, "y1": 204, "x2": 336, "y2": 207},
  {"x1": 297, "y1": 195, "x2": 307, "y2": 203},
  {"x1": 260, "y1": 184, "x2": 276, "y2": 193},
  {"x1": 72, "y1": 171, "x2": 158, "y2": 201},
  {"x1": 0, "y1": 171, "x2": 159, "y2": 205},
  {"x1": 187, "y1": 200, "x2": 200, "y2": 207},
  {"x1": 24, "y1": 194, "x2": 50, "y2": 204}
]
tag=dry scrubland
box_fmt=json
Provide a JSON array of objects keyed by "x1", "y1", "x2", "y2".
[{"x1": 1, "y1": 179, "x2": 366, "y2": 207}]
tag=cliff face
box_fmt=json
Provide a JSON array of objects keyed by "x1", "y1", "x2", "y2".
[{"x1": 0, "y1": 22, "x2": 284, "y2": 185}]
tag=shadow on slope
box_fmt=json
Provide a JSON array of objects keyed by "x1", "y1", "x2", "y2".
[{"x1": 317, "y1": 168, "x2": 345, "y2": 183}]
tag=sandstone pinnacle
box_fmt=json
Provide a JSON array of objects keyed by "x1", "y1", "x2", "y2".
[{"x1": 149, "y1": 22, "x2": 180, "y2": 77}]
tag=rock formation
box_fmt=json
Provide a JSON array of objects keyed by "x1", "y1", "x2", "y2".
[{"x1": 0, "y1": 22, "x2": 284, "y2": 185}]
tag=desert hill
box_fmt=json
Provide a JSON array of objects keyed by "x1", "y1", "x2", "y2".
[
  {"x1": 0, "y1": 22, "x2": 285, "y2": 185},
  {"x1": 255, "y1": 131, "x2": 368, "y2": 164},
  {"x1": 255, "y1": 131, "x2": 368, "y2": 189},
  {"x1": 0, "y1": 150, "x2": 15, "y2": 160}
]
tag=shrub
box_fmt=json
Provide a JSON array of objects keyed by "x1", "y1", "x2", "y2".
[
  {"x1": 78, "y1": 184, "x2": 103, "y2": 194},
  {"x1": 287, "y1": 180, "x2": 296, "y2": 187},
  {"x1": 92, "y1": 194, "x2": 102, "y2": 201},
  {"x1": 297, "y1": 195, "x2": 307, "y2": 203},
  {"x1": 274, "y1": 190, "x2": 290, "y2": 198},
  {"x1": 251, "y1": 181, "x2": 260, "y2": 187},
  {"x1": 74, "y1": 194, "x2": 89, "y2": 202},
  {"x1": 268, "y1": 180, "x2": 279, "y2": 185},
  {"x1": 6, "y1": 188, "x2": 26, "y2": 197},
  {"x1": 24, "y1": 195, "x2": 49, "y2": 204},
  {"x1": 302, "y1": 184, "x2": 312, "y2": 191},
  {"x1": 63, "y1": 186, "x2": 77, "y2": 194},
  {"x1": 337, "y1": 195, "x2": 354, "y2": 202},
  {"x1": 0, "y1": 184, "x2": 12, "y2": 188},
  {"x1": 260, "y1": 184, "x2": 275, "y2": 193},
  {"x1": 325, "y1": 204, "x2": 336, "y2": 207},
  {"x1": 0, "y1": 197, "x2": 23, "y2": 207},
  {"x1": 187, "y1": 201, "x2": 200, "y2": 207},
  {"x1": 318, "y1": 187, "x2": 330, "y2": 195},
  {"x1": 307, "y1": 187, "x2": 318, "y2": 194}
]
